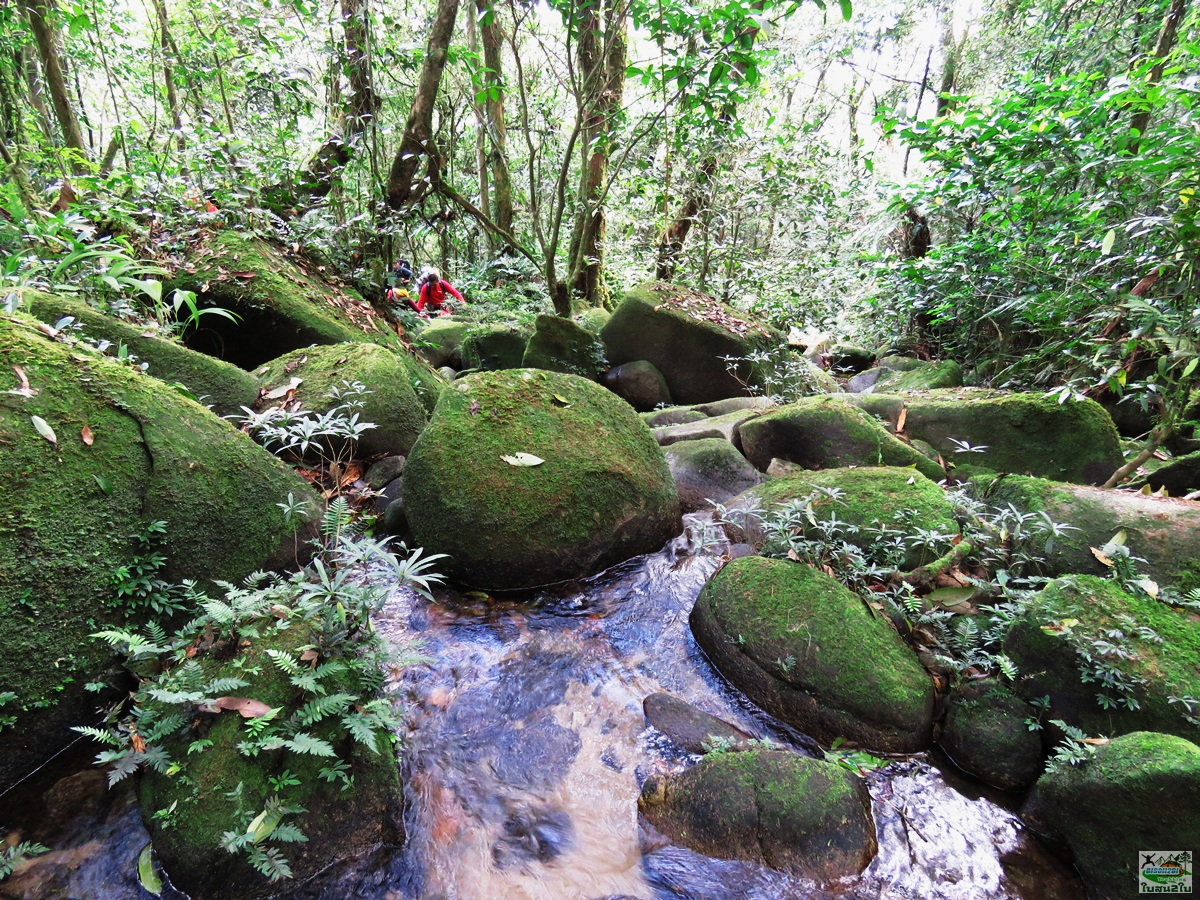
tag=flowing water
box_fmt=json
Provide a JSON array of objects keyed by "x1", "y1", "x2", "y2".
[{"x1": 1, "y1": 530, "x2": 1084, "y2": 899}]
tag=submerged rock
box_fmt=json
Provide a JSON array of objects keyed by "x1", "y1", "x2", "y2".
[
  {"x1": 1004, "y1": 575, "x2": 1200, "y2": 740},
  {"x1": 639, "y1": 749, "x2": 877, "y2": 883},
  {"x1": 601, "y1": 283, "x2": 780, "y2": 405},
  {"x1": 404, "y1": 369, "x2": 681, "y2": 590},
  {"x1": 0, "y1": 315, "x2": 315, "y2": 792},
  {"x1": 691, "y1": 556, "x2": 935, "y2": 752},
  {"x1": 1022, "y1": 731, "x2": 1200, "y2": 900},
  {"x1": 642, "y1": 692, "x2": 757, "y2": 754},
  {"x1": 737, "y1": 396, "x2": 944, "y2": 480}
]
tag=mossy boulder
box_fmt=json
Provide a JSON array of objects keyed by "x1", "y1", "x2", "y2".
[
  {"x1": 255, "y1": 343, "x2": 430, "y2": 458},
  {"x1": 737, "y1": 396, "x2": 945, "y2": 480},
  {"x1": 169, "y1": 231, "x2": 402, "y2": 369},
  {"x1": 404, "y1": 370, "x2": 681, "y2": 590},
  {"x1": 574, "y1": 307, "x2": 610, "y2": 335},
  {"x1": 729, "y1": 467, "x2": 959, "y2": 569},
  {"x1": 603, "y1": 359, "x2": 672, "y2": 411},
  {"x1": 1021, "y1": 731, "x2": 1200, "y2": 900},
  {"x1": 642, "y1": 406, "x2": 708, "y2": 427},
  {"x1": 0, "y1": 315, "x2": 315, "y2": 791},
  {"x1": 25, "y1": 292, "x2": 260, "y2": 417},
  {"x1": 1004, "y1": 576, "x2": 1200, "y2": 741},
  {"x1": 639, "y1": 749, "x2": 876, "y2": 883},
  {"x1": 970, "y1": 474, "x2": 1200, "y2": 587},
  {"x1": 652, "y1": 408, "x2": 763, "y2": 449},
  {"x1": 664, "y1": 437, "x2": 763, "y2": 512},
  {"x1": 460, "y1": 324, "x2": 530, "y2": 371},
  {"x1": 600, "y1": 283, "x2": 781, "y2": 405},
  {"x1": 874, "y1": 359, "x2": 963, "y2": 392},
  {"x1": 939, "y1": 680, "x2": 1044, "y2": 791},
  {"x1": 521, "y1": 313, "x2": 602, "y2": 378},
  {"x1": 826, "y1": 343, "x2": 876, "y2": 374},
  {"x1": 413, "y1": 317, "x2": 470, "y2": 368},
  {"x1": 139, "y1": 626, "x2": 402, "y2": 898},
  {"x1": 1137, "y1": 449, "x2": 1200, "y2": 496},
  {"x1": 691, "y1": 556, "x2": 935, "y2": 751},
  {"x1": 900, "y1": 389, "x2": 1122, "y2": 485}
]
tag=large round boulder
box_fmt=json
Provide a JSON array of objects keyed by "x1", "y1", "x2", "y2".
[
  {"x1": 404, "y1": 370, "x2": 681, "y2": 590},
  {"x1": 938, "y1": 680, "x2": 1044, "y2": 791},
  {"x1": 255, "y1": 342, "x2": 433, "y2": 458},
  {"x1": 1003, "y1": 576, "x2": 1200, "y2": 740},
  {"x1": 1022, "y1": 731, "x2": 1200, "y2": 900},
  {"x1": 691, "y1": 556, "x2": 935, "y2": 751},
  {"x1": 600, "y1": 282, "x2": 781, "y2": 405},
  {"x1": 0, "y1": 314, "x2": 316, "y2": 791},
  {"x1": 639, "y1": 749, "x2": 876, "y2": 884}
]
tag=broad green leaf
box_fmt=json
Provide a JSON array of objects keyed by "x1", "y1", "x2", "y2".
[
  {"x1": 137, "y1": 844, "x2": 162, "y2": 896},
  {"x1": 927, "y1": 587, "x2": 974, "y2": 607},
  {"x1": 839, "y1": 0, "x2": 853, "y2": 19},
  {"x1": 94, "y1": 474, "x2": 113, "y2": 495},
  {"x1": 31, "y1": 415, "x2": 57, "y2": 444}
]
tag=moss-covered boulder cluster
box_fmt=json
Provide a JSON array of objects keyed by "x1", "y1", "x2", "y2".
[
  {"x1": 0, "y1": 313, "x2": 316, "y2": 791},
  {"x1": 404, "y1": 369, "x2": 681, "y2": 590}
]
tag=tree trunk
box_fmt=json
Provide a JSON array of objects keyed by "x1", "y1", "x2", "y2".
[
  {"x1": 151, "y1": 0, "x2": 185, "y2": 159},
  {"x1": 18, "y1": 46, "x2": 57, "y2": 143},
  {"x1": 20, "y1": 0, "x2": 88, "y2": 169},
  {"x1": 466, "y1": 6, "x2": 491, "y2": 248},
  {"x1": 566, "y1": 0, "x2": 628, "y2": 309},
  {"x1": 1129, "y1": 0, "x2": 1187, "y2": 150},
  {"x1": 654, "y1": 8, "x2": 763, "y2": 282},
  {"x1": 386, "y1": 0, "x2": 459, "y2": 209},
  {"x1": 477, "y1": 0, "x2": 513, "y2": 247}
]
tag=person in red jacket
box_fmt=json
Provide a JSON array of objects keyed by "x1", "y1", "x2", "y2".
[{"x1": 416, "y1": 268, "x2": 464, "y2": 315}]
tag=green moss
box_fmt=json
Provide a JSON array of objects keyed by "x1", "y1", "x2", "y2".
[
  {"x1": 903, "y1": 389, "x2": 1122, "y2": 485},
  {"x1": 255, "y1": 343, "x2": 429, "y2": 458},
  {"x1": 1005, "y1": 575, "x2": 1200, "y2": 740},
  {"x1": 692, "y1": 556, "x2": 934, "y2": 750},
  {"x1": 738, "y1": 397, "x2": 945, "y2": 480},
  {"x1": 875, "y1": 360, "x2": 963, "y2": 392},
  {"x1": 0, "y1": 314, "x2": 314, "y2": 789},
  {"x1": 460, "y1": 324, "x2": 530, "y2": 371},
  {"x1": 405, "y1": 369, "x2": 680, "y2": 589},
  {"x1": 521, "y1": 314, "x2": 602, "y2": 378},
  {"x1": 25, "y1": 292, "x2": 260, "y2": 417},
  {"x1": 940, "y1": 680, "x2": 1044, "y2": 790},
  {"x1": 412, "y1": 318, "x2": 470, "y2": 368},
  {"x1": 1024, "y1": 731, "x2": 1200, "y2": 900}
]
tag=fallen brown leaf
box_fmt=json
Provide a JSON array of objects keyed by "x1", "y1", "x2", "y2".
[
  {"x1": 212, "y1": 696, "x2": 273, "y2": 718},
  {"x1": 81, "y1": 425, "x2": 94, "y2": 446}
]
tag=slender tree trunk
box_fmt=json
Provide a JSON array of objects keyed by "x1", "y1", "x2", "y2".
[
  {"x1": 654, "y1": 7, "x2": 762, "y2": 281},
  {"x1": 1129, "y1": 0, "x2": 1187, "y2": 150},
  {"x1": 386, "y1": 0, "x2": 459, "y2": 209},
  {"x1": 566, "y1": 0, "x2": 628, "y2": 308},
  {"x1": 18, "y1": 46, "x2": 57, "y2": 142},
  {"x1": 477, "y1": 0, "x2": 513, "y2": 246},
  {"x1": 151, "y1": 0, "x2": 185, "y2": 160},
  {"x1": 20, "y1": 0, "x2": 88, "y2": 169},
  {"x1": 466, "y1": 6, "x2": 491, "y2": 248}
]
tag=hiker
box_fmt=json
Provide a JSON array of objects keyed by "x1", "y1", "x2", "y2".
[
  {"x1": 416, "y1": 268, "x2": 465, "y2": 315},
  {"x1": 387, "y1": 258, "x2": 419, "y2": 312}
]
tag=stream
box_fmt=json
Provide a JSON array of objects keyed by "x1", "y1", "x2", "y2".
[{"x1": 1, "y1": 527, "x2": 1085, "y2": 899}]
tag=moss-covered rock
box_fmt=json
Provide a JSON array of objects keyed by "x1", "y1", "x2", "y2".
[
  {"x1": 652, "y1": 408, "x2": 763, "y2": 449},
  {"x1": 602, "y1": 359, "x2": 672, "y2": 411},
  {"x1": 1137, "y1": 449, "x2": 1200, "y2": 496},
  {"x1": 600, "y1": 283, "x2": 781, "y2": 405},
  {"x1": 691, "y1": 557, "x2": 935, "y2": 751},
  {"x1": 1003, "y1": 576, "x2": 1200, "y2": 740},
  {"x1": 900, "y1": 389, "x2": 1122, "y2": 485},
  {"x1": 642, "y1": 406, "x2": 708, "y2": 427},
  {"x1": 664, "y1": 437, "x2": 763, "y2": 512},
  {"x1": 939, "y1": 680, "x2": 1044, "y2": 791},
  {"x1": 642, "y1": 692, "x2": 756, "y2": 754},
  {"x1": 737, "y1": 396, "x2": 945, "y2": 480},
  {"x1": 521, "y1": 313, "x2": 602, "y2": 378},
  {"x1": 826, "y1": 343, "x2": 876, "y2": 374},
  {"x1": 574, "y1": 307, "x2": 611, "y2": 335},
  {"x1": 413, "y1": 317, "x2": 470, "y2": 368},
  {"x1": 255, "y1": 343, "x2": 429, "y2": 458},
  {"x1": 404, "y1": 369, "x2": 681, "y2": 590},
  {"x1": 875, "y1": 359, "x2": 963, "y2": 392},
  {"x1": 460, "y1": 324, "x2": 530, "y2": 371},
  {"x1": 0, "y1": 314, "x2": 315, "y2": 791},
  {"x1": 639, "y1": 749, "x2": 876, "y2": 883},
  {"x1": 970, "y1": 474, "x2": 1200, "y2": 587},
  {"x1": 25, "y1": 292, "x2": 260, "y2": 417},
  {"x1": 139, "y1": 626, "x2": 402, "y2": 898},
  {"x1": 169, "y1": 231, "x2": 402, "y2": 368},
  {"x1": 1021, "y1": 731, "x2": 1200, "y2": 900},
  {"x1": 729, "y1": 467, "x2": 959, "y2": 569}
]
